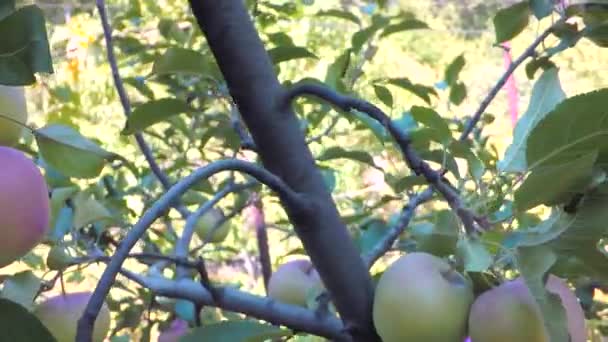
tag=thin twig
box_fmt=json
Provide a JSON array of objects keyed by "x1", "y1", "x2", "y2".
[
  {"x1": 95, "y1": 0, "x2": 190, "y2": 218},
  {"x1": 363, "y1": 188, "x2": 434, "y2": 268},
  {"x1": 77, "y1": 159, "x2": 309, "y2": 342},
  {"x1": 459, "y1": 22, "x2": 558, "y2": 141},
  {"x1": 284, "y1": 84, "x2": 485, "y2": 234}
]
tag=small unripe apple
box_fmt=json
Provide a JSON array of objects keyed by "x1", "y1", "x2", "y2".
[
  {"x1": 0, "y1": 85, "x2": 27, "y2": 146},
  {"x1": 0, "y1": 146, "x2": 50, "y2": 268},
  {"x1": 34, "y1": 292, "x2": 111, "y2": 342},
  {"x1": 46, "y1": 246, "x2": 73, "y2": 270},
  {"x1": 373, "y1": 252, "x2": 474, "y2": 342},
  {"x1": 468, "y1": 275, "x2": 586, "y2": 342},
  {"x1": 158, "y1": 319, "x2": 189, "y2": 342},
  {"x1": 267, "y1": 259, "x2": 323, "y2": 307},
  {"x1": 194, "y1": 208, "x2": 231, "y2": 243}
]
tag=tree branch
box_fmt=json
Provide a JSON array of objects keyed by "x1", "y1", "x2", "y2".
[
  {"x1": 458, "y1": 22, "x2": 558, "y2": 141},
  {"x1": 124, "y1": 274, "x2": 351, "y2": 341},
  {"x1": 363, "y1": 188, "x2": 434, "y2": 268},
  {"x1": 284, "y1": 83, "x2": 485, "y2": 234},
  {"x1": 188, "y1": 1, "x2": 379, "y2": 340},
  {"x1": 76, "y1": 160, "x2": 308, "y2": 341},
  {"x1": 95, "y1": 0, "x2": 189, "y2": 218}
]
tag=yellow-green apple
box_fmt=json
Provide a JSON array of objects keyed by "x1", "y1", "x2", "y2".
[
  {"x1": 468, "y1": 274, "x2": 586, "y2": 342},
  {"x1": 0, "y1": 85, "x2": 27, "y2": 146},
  {"x1": 373, "y1": 252, "x2": 474, "y2": 342},
  {"x1": 0, "y1": 146, "x2": 50, "y2": 268},
  {"x1": 267, "y1": 259, "x2": 323, "y2": 307},
  {"x1": 194, "y1": 208, "x2": 231, "y2": 243},
  {"x1": 34, "y1": 292, "x2": 111, "y2": 342}
]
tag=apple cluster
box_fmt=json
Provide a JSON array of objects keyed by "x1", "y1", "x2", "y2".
[{"x1": 0, "y1": 86, "x2": 113, "y2": 341}]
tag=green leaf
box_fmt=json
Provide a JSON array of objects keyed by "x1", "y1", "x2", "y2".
[
  {"x1": 499, "y1": 68, "x2": 566, "y2": 172},
  {"x1": 151, "y1": 47, "x2": 209, "y2": 76},
  {"x1": 268, "y1": 46, "x2": 318, "y2": 65},
  {"x1": 449, "y1": 141, "x2": 485, "y2": 180},
  {"x1": 419, "y1": 150, "x2": 460, "y2": 178},
  {"x1": 493, "y1": 1, "x2": 531, "y2": 43},
  {"x1": 457, "y1": 236, "x2": 492, "y2": 272},
  {"x1": 0, "y1": 271, "x2": 41, "y2": 311},
  {"x1": 357, "y1": 219, "x2": 390, "y2": 255},
  {"x1": 410, "y1": 210, "x2": 459, "y2": 257},
  {"x1": 410, "y1": 106, "x2": 452, "y2": 144},
  {"x1": 48, "y1": 187, "x2": 79, "y2": 239},
  {"x1": 181, "y1": 320, "x2": 289, "y2": 342},
  {"x1": 387, "y1": 78, "x2": 437, "y2": 104},
  {"x1": 316, "y1": 9, "x2": 360, "y2": 25},
  {"x1": 530, "y1": 0, "x2": 554, "y2": 19},
  {"x1": 373, "y1": 85, "x2": 393, "y2": 108},
  {"x1": 318, "y1": 146, "x2": 377, "y2": 168},
  {"x1": 379, "y1": 19, "x2": 428, "y2": 38},
  {"x1": 325, "y1": 50, "x2": 351, "y2": 91},
  {"x1": 516, "y1": 245, "x2": 569, "y2": 342},
  {"x1": 35, "y1": 125, "x2": 113, "y2": 179},
  {"x1": 386, "y1": 175, "x2": 426, "y2": 193},
  {"x1": 123, "y1": 98, "x2": 191, "y2": 134},
  {"x1": 0, "y1": 0, "x2": 15, "y2": 20},
  {"x1": 0, "y1": 298, "x2": 56, "y2": 342},
  {"x1": 526, "y1": 88, "x2": 608, "y2": 170},
  {"x1": 514, "y1": 151, "x2": 598, "y2": 211},
  {"x1": 72, "y1": 193, "x2": 113, "y2": 229},
  {"x1": 449, "y1": 82, "x2": 467, "y2": 105},
  {"x1": 0, "y1": 5, "x2": 53, "y2": 86},
  {"x1": 444, "y1": 54, "x2": 465, "y2": 86},
  {"x1": 525, "y1": 57, "x2": 557, "y2": 80},
  {"x1": 353, "y1": 110, "x2": 388, "y2": 142},
  {"x1": 351, "y1": 16, "x2": 389, "y2": 52}
]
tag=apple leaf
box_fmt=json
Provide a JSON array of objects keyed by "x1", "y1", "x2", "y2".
[
  {"x1": 325, "y1": 50, "x2": 351, "y2": 91},
  {"x1": 499, "y1": 68, "x2": 566, "y2": 172},
  {"x1": 0, "y1": 5, "x2": 53, "y2": 86},
  {"x1": 268, "y1": 46, "x2": 318, "y2": 65},
  {"x1": 0, "y1": 271, "x2": 41, "y2": 311},
  {"x1": 493, "y1": 1, "x2": 531, "y2": 43},
  {"x1": 449, "y1": 141, "x2": 485, "y2": 180},
  {"x1": 181, "y1": 320, "x2": 289, "y2": 342},
  {"x1": 0, "y1": 298, "x2": 55, "y2": 342},
  {"x1": 72, "y1": 193, "x2": 113, "y2": 230},
  {"x1": 387, "y1": 78, "x2": 437, "y2": 104},
  {"x1": 379, "y1": 18, "x2": 428, "y2": 38},
  {"x1": 514, "y1": 150, "x2": 597, "y2": 211},
  {"x1": 410, "y1": 210, "x2": 459, "y2": 257},
  {"x1": 0, "y1": 0, "x2": 15, "y2": 20},
  {"x1": 373, "y1": 85, "x2": 393, "y2": 108},
  {"x1": 410, "y1": 106, "x2": 452, "y2": 144},
  {"x1": 449, "y1": 82, "x2": 467, "y2": 105},
  {"x1": 444, "y1": 54, "x2": 465, "y2": 86},
  {"x1": 357, "y1": 219, "x2": 390, "y2": 255},
  {"x1": 123, "y1": 98, "x2": 191, "y2": 135},
  {"x1": 530, "y1": 0, "x2": 554, "y2": 19},
  {"x1": 151, "y1": 47, "x2": 210, "y2": 76},
  {"x1": 35, "y1": 125, "x2": 114, "y2": 179},
  {"x1": 318, "y1": 146, "x2": 378, "y2": 168},
  {"x1": 457, "y1": 236, "x2": 492, "y2": 272},
  {"x1": 516, "y1": 245, "x2": 569, "y2": 342},
  {"x1": 316, "y1": 9, "x2": 360, "y2": 25},
  {"x1": 526, "y1": 88, "x2": 608, "y2": 170}
]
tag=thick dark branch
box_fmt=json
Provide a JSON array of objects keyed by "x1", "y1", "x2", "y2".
[
  {"x1": 363, "y1": 188, "x2": 434, "y2": 268},
  {"x1": 188, "y1": 1, "x2": 379, "y2": 340},
  {"x1": 96, "y1": 0, "x2": 189, "y2": 218},
  {"x1": 459, "y1": 23, "x2": 558, "y2": 141},
  {"x1": 284, "y1": 83, "x2": 484, "y2": 234},
  {"x1": 76, "y1": 160, "x2": 309, "y2": 342}
]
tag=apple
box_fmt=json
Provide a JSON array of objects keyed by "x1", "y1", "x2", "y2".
[
  {"x1": 0, "y1": 146, "x2": 50, "y2": 268},
  {"x1": 373, "y1": 252, "x2": 474, "y2": 342},
  {"x1": 158, "y1": 319, "x2": 190, "y2": 342},
  {"x1": 34, "y1": 292, "x2": 111, "y2": 342},
  {"x1": 0, "y1": 85, "x2": 27, "y2": 146},
  {"x1": 194, "y1": 207, "x2": 231, "y2": 243},
  {"x1": 267, "y1": 259, "x2": 323, "y2": 307},
  {"x1": 468, "y1": 275, "x2": 586, "y2": 342}
]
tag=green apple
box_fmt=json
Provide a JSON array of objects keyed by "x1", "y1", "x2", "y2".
[
  {"x1": 194, "y1": 207, "x2": 231, "y2": 243},
  {"x1": 0, "y1": 85, "x2": 27, "y2": 146},
  {"x1": 0, "y1": 146, "x2": 50, "y2": 268},
  {"x1": 267, "y1": 259, "x2": 323, "y2": 307},
  {"x1": 34, "y1": 292, "x2": 111, "y2": 342},
  {"x1": 46, "y1": 246, "x2": 73, "y2": 270},
  {"x1": 468, "y1": 275, "x2": 586, "y2": 342},
  {"x1": 373, "y1": 252, "x2": 474, "y2": 342}
]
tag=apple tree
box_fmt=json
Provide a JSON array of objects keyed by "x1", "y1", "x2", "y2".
[{"x1": 1, "y1": 0, "x2": 608, "y2": 341}]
